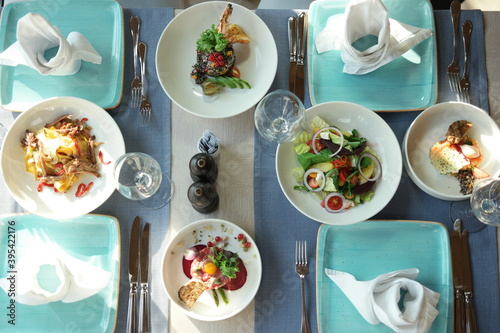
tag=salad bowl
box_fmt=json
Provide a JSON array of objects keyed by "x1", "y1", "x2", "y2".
[
  {"x1": 403, "y1": 101, "x2": 500, "y2": 201},
  {"x1": 276, "y1": 101, "x2": 402, "y2": 225}
]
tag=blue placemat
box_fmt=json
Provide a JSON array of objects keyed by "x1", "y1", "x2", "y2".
[
  {"x1": 0, "y1": 6, "x2": 174, "y2": 332},
  {"x1": 254, "y1": 8, "x2": 498, "y2": 333},
  {"x1": 94, "y1": 7, "x2": 173, "y2": 333}
]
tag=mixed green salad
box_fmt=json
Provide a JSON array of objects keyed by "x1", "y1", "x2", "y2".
[{"x1": 292, "y1": 116, "x2": 382, "y2": 213}]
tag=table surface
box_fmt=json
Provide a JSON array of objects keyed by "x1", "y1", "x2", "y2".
[
  {"x1": 168, "y1": 9, "x2": 500, "y2": 333},
  {"x1": 0, "y1": 4, "x2": 499, "y2": 333}
]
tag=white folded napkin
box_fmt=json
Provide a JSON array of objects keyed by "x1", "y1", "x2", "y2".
[
  {"x1": 0, "y1": 229, "x2": 111, "y2": 306},
  {"x1": 0, "y1": 13, "x2": 102, "y2": 76},
  {"x1": 315, "y1": 0, "x2": 432, "y2": 75},
  {"x1": 325, "y1": 268, "x2": 440, "y2": 333}
]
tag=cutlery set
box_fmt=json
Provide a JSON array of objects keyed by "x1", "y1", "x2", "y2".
[
  {"x1": 127, "y1": 216, "x2": 151, "y2": 333},
  {"x1": 288, "y1": 12, "x2": 307, "y2": 103},
  {"x1": 452, "y1": 219, "x2": 477, "y2": 333},
  {"x1": 130, "y1": 16, "x2": 152, "y2": 126},
  {"x1": 447, "y1": 0, "x2": 473, "y2": 103}
]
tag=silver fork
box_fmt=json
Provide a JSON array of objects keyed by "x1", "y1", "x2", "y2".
[
  {"x1": 447, "y1": 0, "x2": 461, "y2": 92},
  {"x1": 130, "y1": 16, "x2": 142, "y2": 108},
  {"x1": 459, "y1": 20, "x2": 473, "y2": 104},
  {"x1": 138, "y1": 41, "x2": 151, "y2": 126},
  {"x1": 295, "y1": 240, "x2": 311, "y2": 333}
]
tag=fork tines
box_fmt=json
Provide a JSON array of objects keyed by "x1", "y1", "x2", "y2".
[
  {"x1": 295, "y1": 240, "x2": 308, "y2": 267},
  {"x1": 448, "y1": 0, "x2": 461, "y2": 92}
]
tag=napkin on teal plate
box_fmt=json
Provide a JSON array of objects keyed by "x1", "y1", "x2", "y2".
[
  {"x1": 0, "y1": 229, "x2": 111, "y2": 306},
  {"x1": 315, "y1": 0, "x2": 432, "y2": 75},
  {"x1": 0, "y1": 12, "x2": 102, "y2": 75},
  {"x1": 325, "y1": 268, "x2": 440, "y2": 333}
]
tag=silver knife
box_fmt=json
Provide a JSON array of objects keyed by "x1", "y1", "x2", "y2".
[
  {"x1": 288, "y1": 16, "x2": 297, "y2": 94},
  {"x1": 460, "y1": 228, "x2": 477, "y2": 333},
  {"x1": 127, "y1": 216, "x2": 141, "y2": 333},
  {"x1": 452, "y1": 220, "x2": 465, "y2": 333},
  {"x1": 295, "y1": 12, "x2": 307, "y2": 102},
  {"x1": 139, "y1": 223, "x2": 150, "y2": 333}
]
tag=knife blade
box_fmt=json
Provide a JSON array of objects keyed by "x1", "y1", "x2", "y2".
[
  {"x1": 288, "y1": 16, "x2": 297, "y2": 93},
  {"x1": 127, "y1": 216, "x2": 141, "y2": 333},
  {"x1": 451, "y1": 220, "x2": 465, "y2": 333},
  {"x1": 460, "y1": 228, "x2": 477, "y2": 333},
  {"x1": 295, "y1": 12, "x2": 307, "y2": 102},
  {"x1": 139, "y1": 223, "x2": 150, "y2": 333}
]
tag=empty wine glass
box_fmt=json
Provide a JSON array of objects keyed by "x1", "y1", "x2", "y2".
[
  {"x1": 254, "y1": 89, "x2": 306, "y2": 156},
  {"x1": 113, "y1": 152, "x2": 173, "y2": 209},
  {"x1": 450, "y1": 178, "x2": 500, "y2": 231}
]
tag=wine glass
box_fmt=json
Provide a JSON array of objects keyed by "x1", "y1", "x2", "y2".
[
  {"x1": 0, "y1": 122, "x2": 6, "y2": 150},
  {"x1": 113, "y1": 152, "x2": 173, "y2": 209},
  {"x1": 450, "y1": 178, "x2": 500, "y2": 231},
  {"x1": 254, "y1": 89, "x2": 306, "y2": 156}
]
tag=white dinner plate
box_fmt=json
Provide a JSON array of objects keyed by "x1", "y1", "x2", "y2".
[
  {"x1": 0, "y1": 97, "x2": 125, "y2": 219},
  {"x1": 276, "y1": 101, "x2": 402, "y2": 225},
  {"x1": 162, "y1": 219, "x2": 262, "y2": 321},
  {"x1": 155, "y1": 1, "x2": 277, "y2": 118}
]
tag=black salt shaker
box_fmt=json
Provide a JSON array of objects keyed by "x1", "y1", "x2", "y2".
[
  {"x1": 187, "y1": 182, "x2": 219, "y2": 214},
  {"x1": 189, "y1": 153, "x2": 218, "y2": 183}
]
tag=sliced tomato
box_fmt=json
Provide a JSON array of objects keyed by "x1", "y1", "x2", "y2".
[
  {"x1": 326, "y1": 195, "x2": 343, "y2": 211},
  {"x1": 339, "y1": 168, "x2": 351, "y2": 182},
  {"x1": 306, "y1": 139, "x2": 326, "y2": 153},
  {"x1": 307, "y1": 176, "x2": 320, "y2": 189},
  {"x1": 228, "y1": 66, "x2": 241, "y2": 78}
]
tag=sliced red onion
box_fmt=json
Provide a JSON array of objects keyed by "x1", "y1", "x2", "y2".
[
  {"x1": 312, "y1": 127, "x2": 344, "y2": 157},
  {"x1": 357, "y1": 153, "x2": 382, "y2": 182},
  {"x1": 303, "y1": 168, "x2": 326, "y2": 192},
  {"x1": 184, "y1": 246, "x2": 198, "y2": 260},
  {"x1": 324, "y1": 193, "x2": 346, "y2": 213}
]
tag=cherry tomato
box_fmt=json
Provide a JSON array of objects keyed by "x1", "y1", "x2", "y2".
[
  {"x1": 215, "y1": 236, "x2": 222, "y2": 242},
  {"x1": 307, "y1": 176, "x2": 320, "y2": 189},
  {"x1": 228, "y1": 67, "x2": 241, "y2": 78},
  {"x1": 339, "y1": 168, "x2": 351, "y2": 182},
  {"x1": 237, "y1": 233, "x2": 245, "y2": 241},
  {"x1": 207, "y1": 241, "x2": 214, "y2": 247},
  {"x1": 244, "y1": 242, "x2": 251, "y2": 248}
]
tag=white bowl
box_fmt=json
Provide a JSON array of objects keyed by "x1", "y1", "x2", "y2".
[
  {"x1": 162, "y1": 219, "x2": 262, "y2": 321},
  {"x1": 276, "y1": 102, "x2": 402, "y2": 225},
  {"x1": 0, "y1": 97, "x2": 125, "y2": 219},
  {"x1": 403, "y1": 101, "x2": 500, "y2": 201},
  {"x1": 155, "y1": 1, "x2": 277, "y2": 118}
]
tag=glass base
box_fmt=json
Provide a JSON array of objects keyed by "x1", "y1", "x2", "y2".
[
  {"x1": 139, "y1": 171, "x2": 174, "y2": 209},
  {"x1": 449, "y1": 200, "x2": 487, "y2": 233},
  {"x1": 258, "y1": 135, "x2": 278, "y2": 157}
]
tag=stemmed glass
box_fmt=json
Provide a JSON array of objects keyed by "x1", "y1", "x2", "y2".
[
  {"x1": 254, "y1": 89, "x2": 306, "y2": 156},
  {"x1": 113, "y1": 152, "x2": 173, "y2": 209},
  {"x1": 450, "y1": 178, "x2": 500, "y2": 232}
]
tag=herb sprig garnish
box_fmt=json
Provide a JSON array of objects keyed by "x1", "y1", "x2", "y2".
[
  {"x1": 209, "y1": 247, "x2": 240, "y2": 279},
  {"x1": 196, "y1": 25, "x2": 228, "y2": 53}
]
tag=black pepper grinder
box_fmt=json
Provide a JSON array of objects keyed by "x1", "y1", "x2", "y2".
[
  {"x1": 189, "y1": 153, "x2": 218, "y2": 183},
  {"x1": 187, "y1": 182, "x2": 219, "y2": 214}
]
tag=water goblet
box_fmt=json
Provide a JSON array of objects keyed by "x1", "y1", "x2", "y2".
[
  {"x1": 254, "y1": 89, "x2": 306, "y2": 156},
  {"x1": 113, "y1": 152, "x2": 173, "y2": 209},
  {"x1": 450, "y1": 178, "x2": 500, "y2": 231}
]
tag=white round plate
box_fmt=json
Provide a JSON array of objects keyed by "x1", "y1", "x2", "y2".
[
  {"x1": 155, "y1": 1, "x2": 277, "y2": 118},
  {"x1": 162, "y1": 219, "x2": 262, "y2": 321},
  {"x1": 0, "y1": 97, "x2": 125, "y2": 219},
  {"x1": 276, "y1": 102, "x2": 402, "y2": 225},
  {"x1": 403, "y1": 101, "x2": 500, "y2": 201}
]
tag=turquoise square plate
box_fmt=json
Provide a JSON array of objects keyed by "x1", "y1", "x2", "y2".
[
  {"x1": 0, "y1": 1, "x2": 124, "y2": 112},
  {"x1": 316, "y1": 220, "x2": 453, "y2": 332},
  {"x1": 308, "y1": 0, "x2": 437, "y2": 111},
  {"x1": 0, "y1": 214, "x2": 120, "y2": 333}
]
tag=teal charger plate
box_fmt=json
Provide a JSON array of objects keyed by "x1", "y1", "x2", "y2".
[
  {"x1": 308, "y1": 0, "x2": 437, "y2": 111},
  {"x1": 316, "y1": 220, "x2": 453, "y2": 332},
  {"x1": 0, "y1": 214, "x2": 120, "y2": 333},
  {"x1": 0, "y1": 1, "x2": 124, "y2": 112}
]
